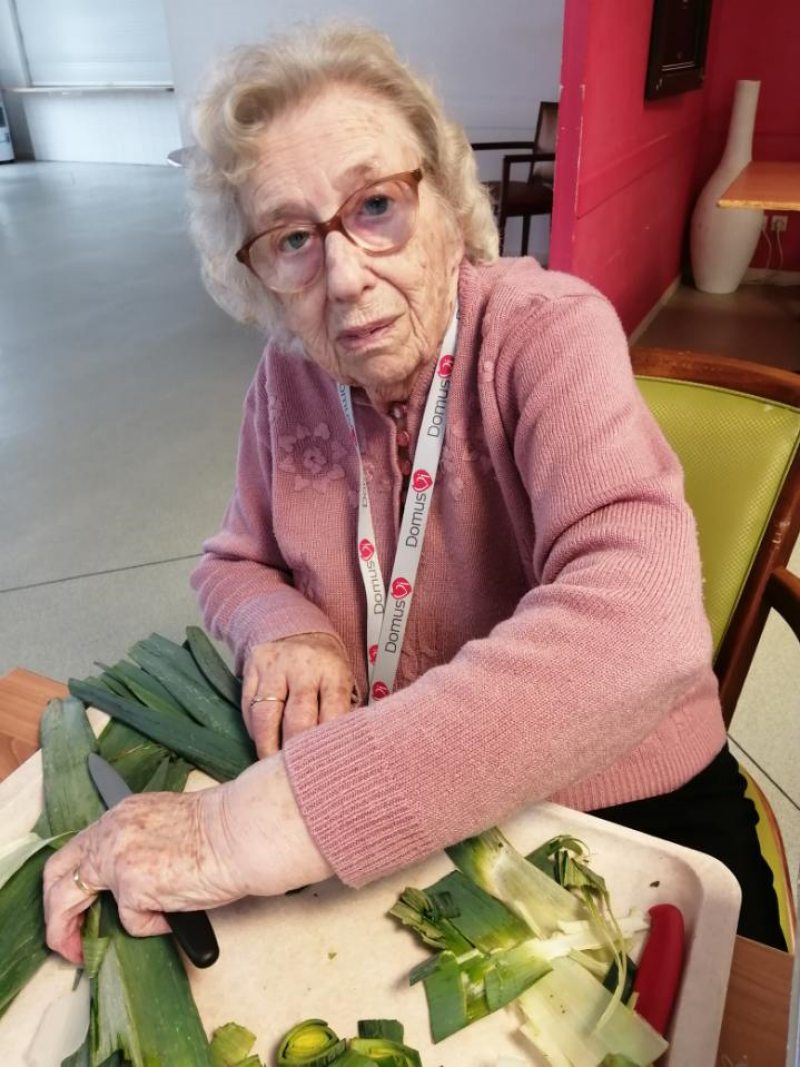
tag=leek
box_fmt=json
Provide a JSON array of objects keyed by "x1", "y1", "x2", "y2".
[
  {"x1": 388, "y1": 886, "x2": 475, "y2": 954},
  {"x1": 425, "y1": 870, "x2": 532, "y2": 952},
  {"x1": 88, "y1": 896, "x2": 213, "y2": 1066},
  {"x1": 41, "y1": 697, "x2": 106, "y2": 833},
  {"x1": 1, "y1": 698, "x2": 105, "y2": 1017},
  {"x1": 356, "y1": 1021, "x2": 405, "y2": 1043},
  {"x1": 518, "y1": 957, "x2": 668, "y2": 1064},
  {"x1": 277, "y1": 1019, "x2": 345, "y2": 1065},
  {"x1": 0, "y1": 850, "x2": 50, "y2": 1017},
  {"x1": 346, "y1": 1038, "x2": 423, "y2": 1066},
  {"x1": 0, "y1": 830, "x2": 71, "y2": 892},
  {"x1": 186, "y1": 626, "x2": 243, "y2": 707},
  {"x1": 128, "y1": 644, "x2": 247, "y2": 743},
  {"x1": 210, "y1": 1021, "x2": 257, "y2": 1066},
  {"x1": 446, "y1": 828, "x2": 584, "y2": 936},
  {"x1": 68, "y1": 679, "x2": 255, "y2": 781}
]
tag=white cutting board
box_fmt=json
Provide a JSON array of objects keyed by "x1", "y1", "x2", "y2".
[{"x1": 0, "y1": 711, "x2": 741, "y2": 1067}]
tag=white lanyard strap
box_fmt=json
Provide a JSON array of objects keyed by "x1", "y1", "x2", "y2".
[{"x1": 338, "y1": 307, "x2": 458, "y2": 703}]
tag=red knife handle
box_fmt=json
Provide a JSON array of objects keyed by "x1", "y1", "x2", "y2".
[{"x1": 632, "y1": 903, "x2": 685, "y2": 1035}]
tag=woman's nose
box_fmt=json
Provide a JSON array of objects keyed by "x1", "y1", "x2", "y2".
[{"x1": 323, "y1": 231, "x2": 374, "y2": 301}]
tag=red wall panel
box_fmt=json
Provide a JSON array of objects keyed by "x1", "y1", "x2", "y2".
[{"x1": 552, "y1": 0, "x2": 800, "y2": 333}]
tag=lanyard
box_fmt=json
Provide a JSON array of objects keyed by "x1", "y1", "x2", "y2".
[{"x1": 337, "y1": 308, "x2": 459, "y2": 703}]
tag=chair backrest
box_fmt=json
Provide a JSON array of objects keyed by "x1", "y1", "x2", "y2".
[
  {"x1": 632, "y1": 347, "x2": 800, "y2": 726},
  {"x1": 530, "y1": 101, "x2": 558, "y2": 185}
]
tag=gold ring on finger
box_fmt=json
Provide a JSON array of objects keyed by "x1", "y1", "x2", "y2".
[
  {"x1": 73, "y1": 867, "x2": 100, "y2": 896},
  {"x1": 249, "y1": 695, "x2": 286, "y2": 707}
]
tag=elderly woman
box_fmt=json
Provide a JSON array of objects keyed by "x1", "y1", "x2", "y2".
[{"x1": 44, "y1": 24, "x2": 784, "y2": 958}]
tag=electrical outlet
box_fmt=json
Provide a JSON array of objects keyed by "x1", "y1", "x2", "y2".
[{"x1": 771, "y1": 214, "x2": 789, "y2": 233}]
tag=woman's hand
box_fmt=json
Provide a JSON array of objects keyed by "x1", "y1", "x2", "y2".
[
  {"x1": 43, "y1": 755, "x2": 333, "y2": 964},
  {"x1": 242, "y1": 633, "x2": 356, "y2": 757}
]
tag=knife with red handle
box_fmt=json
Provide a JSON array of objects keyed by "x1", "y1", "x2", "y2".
[{"x1": 632, "y1": 903, "x2": 685, "y2": 1035}]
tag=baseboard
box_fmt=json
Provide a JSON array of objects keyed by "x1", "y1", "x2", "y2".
[
  {"x1": 628, "y1": 274, "x2": 682, "y2": 344},
  {"x1": 742, "y1": 268, "x2": 800, "y2": 287}
]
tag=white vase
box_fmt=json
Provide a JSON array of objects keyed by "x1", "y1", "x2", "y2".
[{"x1": 690, "y1": 80, "x2": 763, "y2": 294}]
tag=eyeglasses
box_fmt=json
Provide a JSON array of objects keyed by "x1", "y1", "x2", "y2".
[{"x1": 236, "y1": 168, "x2": 423, "y2": 294}]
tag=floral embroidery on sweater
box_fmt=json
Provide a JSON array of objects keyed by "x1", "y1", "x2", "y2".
[{"x1": 278, "y1": 422, "x2": 348, "y2": 493}]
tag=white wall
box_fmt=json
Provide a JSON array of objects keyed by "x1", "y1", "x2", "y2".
[
  {"x1": 0, "y1": 0, "x2": 179, "y2": 164},
  {"x1": 0, "y1": 0, "x2": 32, "y2": 157},
  {"x1": 22, "y1": 90, "x2": 180, "y2": 164},
  {"x1": 162, "y1": 0, "x2": 564, "y2": 260}
]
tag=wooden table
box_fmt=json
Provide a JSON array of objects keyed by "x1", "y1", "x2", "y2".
[
  {"x1": 718, "y1": 160, "x2": 800, "y2": 211},
  {"x1": 1, "y1": 669, "x2": 794, "y2": 1065}
]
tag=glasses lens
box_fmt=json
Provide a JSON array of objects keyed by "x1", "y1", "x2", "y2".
[
  {"x1": 248, "y1": 225, "x2": 323, "y2": 293},
  {"x1": 342, "y1": 176, "x2": 418, "y2": 252}
]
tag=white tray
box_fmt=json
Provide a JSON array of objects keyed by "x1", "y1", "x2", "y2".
[{"x1": 0, "y1": 723, "x2": 741, "y2": 1067}]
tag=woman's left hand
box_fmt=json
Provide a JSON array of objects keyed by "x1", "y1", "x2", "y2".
[{"x1": 43, "y1": 753, "x2": 334, "y2": 965}]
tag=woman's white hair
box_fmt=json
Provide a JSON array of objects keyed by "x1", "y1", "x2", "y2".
[{"x1": 187, "y1": 23, "x2": 499, "y2": 332}]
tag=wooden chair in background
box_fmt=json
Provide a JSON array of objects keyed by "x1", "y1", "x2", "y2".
[
  {"x1": 471, "y1": 100, "x2": 558, "y2": 256},
  {"x1": 632, "y1": 346, "x2": 800, "y2": 951}
]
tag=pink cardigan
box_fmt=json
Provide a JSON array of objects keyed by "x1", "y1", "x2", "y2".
[{"x1": 191, "y1": 258, "x2": 727, "y2": 887}]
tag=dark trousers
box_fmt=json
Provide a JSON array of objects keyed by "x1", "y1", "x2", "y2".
[{"x1": 591, "y1": 744, "x2": 787, "y2": 951}]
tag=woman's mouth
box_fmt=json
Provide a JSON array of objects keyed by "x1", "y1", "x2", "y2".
[{"x1": 336, "y1": 317, "x2": 398, "y2": 352}]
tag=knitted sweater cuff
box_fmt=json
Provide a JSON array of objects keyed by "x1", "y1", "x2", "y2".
[
  {"x1": 283, "y1": 710, "x2": 435, "y2": 888},
  {"x1": 229, "y1": 590, "x2": 342, "y2": 671}
]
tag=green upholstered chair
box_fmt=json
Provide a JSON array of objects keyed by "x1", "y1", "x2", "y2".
[{"x1": 632, "y1": 347, "x2": 800, "y2": 951}]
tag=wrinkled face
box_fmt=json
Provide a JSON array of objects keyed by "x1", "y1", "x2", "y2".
[{"x1": 239, "y1": 86, "x2": 464, "y2": 407}]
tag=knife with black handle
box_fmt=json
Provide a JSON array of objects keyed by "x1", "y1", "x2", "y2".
[{"x1": 87, "y1": 752, "x2": 220, "y2": 968}]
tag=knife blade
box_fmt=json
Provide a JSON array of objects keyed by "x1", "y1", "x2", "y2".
[{"x1": 87, "y1": 753, "x2": 220, "y2": 969}]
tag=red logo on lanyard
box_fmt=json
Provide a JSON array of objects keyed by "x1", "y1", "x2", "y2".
[
  {"x1": 372, "y1": 681, "x2": 390, "y2": 700},
  {"x1": 411, "y1": 469, "x2": 433, "y2": 493},
  {"x1": 438, "y1": 354, "x2": 454, "y2": 378},
  {"x1": 368, "y1": 644, "x2": 378, "y2": 664},
  {"x1": 359, "y1": 538, "x2": 375, "y2": 561},
  {"x1": 391, "y1": 577, "x2": 412, "y2": 599}
]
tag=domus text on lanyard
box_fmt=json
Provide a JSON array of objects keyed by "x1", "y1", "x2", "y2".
[{"x1": 337, "y1": 307, "x2": 459, "y2": 704}]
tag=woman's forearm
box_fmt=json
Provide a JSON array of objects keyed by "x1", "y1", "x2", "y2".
[{"x1": 206, "y1": 752, "x2": 334, "y2": 896}]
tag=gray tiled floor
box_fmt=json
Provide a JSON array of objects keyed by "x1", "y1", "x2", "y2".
[{"x1": 1, "y1": 162, "x2": 260, "y2": 658}]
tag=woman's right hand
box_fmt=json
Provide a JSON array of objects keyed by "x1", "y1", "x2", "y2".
[{"x1": 242, "y1": 633, "x2": 356, "y2": 757}]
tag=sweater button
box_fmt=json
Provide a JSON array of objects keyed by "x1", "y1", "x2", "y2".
[
  {"x1": 390, "y1": 403, "x2": 406, "y2": 422},
  {"x1": 396, "y1": 430, "x2": 410, "y2": 447}
]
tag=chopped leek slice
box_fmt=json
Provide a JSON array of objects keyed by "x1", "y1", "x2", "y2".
[
  {"x1": 483, "y1": 943, "x2": 552, "y2": 1011},
  {"x1": 388, "y1": 887, "x2": 473, "y2": 954},
  {"x1": 426, "y1": 870, "x2": 532, "y2": 952},
  {"x1": 420, "y1": 952, "x2": 470, "y2": 1042},
  {"x1": 347, "y1": 1037, "x2": 423, "y2": 1066},
  {"x1": 518, "y1": 957, "x2": 668, "y2": 1064},
  {"x1": 446, "y1": 828, "x2": 583, "y2": 936},
  {"x1": 210, "y1": 1021, "x2": 257, "y2": 1066},
  {"x1": 277, "y1": 1019, "x2": 345, "y2": 1065},
  {"x1": 356, "y1": 1020, "x2": 405, "y2": 1043}
]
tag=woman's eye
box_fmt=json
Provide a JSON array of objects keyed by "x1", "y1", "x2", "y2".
[
  {"x1": 279, "y1": 229, "x2": 312, "y2": 253},
  {"x1": 361, "y1": 194, "x2": 392, "y2": 218}
]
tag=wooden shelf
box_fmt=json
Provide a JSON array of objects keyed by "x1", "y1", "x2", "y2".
[{"x1": 718, "y1": 161, "x2": 800, "y2": 211}]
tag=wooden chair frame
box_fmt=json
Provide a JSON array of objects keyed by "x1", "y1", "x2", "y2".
[
  {"x1": 472, "y1": 101, "x2": 558, "y2": 256},
  {"x1": 631, "y1": 347, "x2": 800, "y2": 728}
]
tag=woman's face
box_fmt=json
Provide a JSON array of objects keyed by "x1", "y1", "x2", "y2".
[{"x1": 240, "y1": 87, "x2": 464, "y2": 408}]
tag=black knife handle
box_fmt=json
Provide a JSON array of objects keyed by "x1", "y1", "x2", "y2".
[{"x1": 165, "y1": 909, "x2": 219, "y2": 968}]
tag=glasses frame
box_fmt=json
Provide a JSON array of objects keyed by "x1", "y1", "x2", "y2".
[{"x1": 235, "y1": 168, "x2": 424, "y2": 292}]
